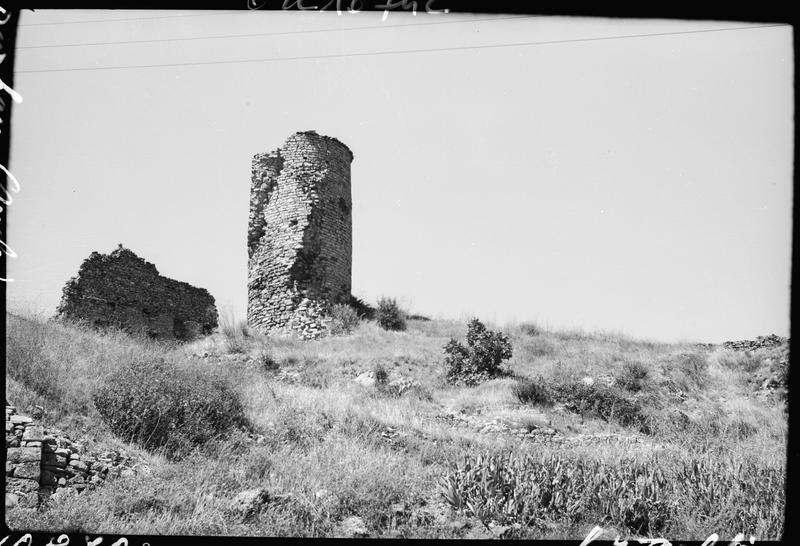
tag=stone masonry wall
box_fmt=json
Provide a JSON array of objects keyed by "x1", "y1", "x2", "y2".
[
  {"x1": 5, "y1": 405, "x2": 147, "y2": 509},
  {"x1": 248, "y1": 131, "x2": 353, "y2": 339},
  {"x1": 56, "y1": 245, "x2": 218, "y2": 341}
]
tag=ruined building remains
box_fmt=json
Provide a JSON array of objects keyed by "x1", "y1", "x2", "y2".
[
  {"x1": 56, "y1": 246, "x2": 218, "y2": 341},
  {"x1": 248, "y1": 131, "x2": 353, "y2": 338}
]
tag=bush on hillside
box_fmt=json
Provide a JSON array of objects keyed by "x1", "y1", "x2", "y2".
[
  {"x1": 258, "y1": 348, "x2": 279, "y2": 372},
  {"x1": 92, "y1": 358, "x2": 250, "y2": 459},
  {"x1": 376, "y1": 297, "x2": 406, "y2": 331},
  {"x1": 444, "y1": 318, "x2": 513, "y2": 386},
  {"x1": 615, "y1": 360, "x2": 651, "y2": 392},
  {"x1": 513, "y1": 378, "x2": 552, "y2": 406},
  {"x1": 328, "y1": 303, "x2": 360, "y2": 335},
  {"x1": 520, "y1": 322, "x2": 542, "y2": 337},
  {"x1": 546, "y1": 379, "x2": 649, "y2": 433}
]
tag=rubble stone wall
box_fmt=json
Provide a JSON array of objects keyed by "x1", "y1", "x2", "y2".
[
  {"x1": 56, "y1": 246, "x2": 218, "y2": 341},
  {"x1": 248, "y1": 131, "x2": 353, "y2": 339},
  {"x1": 5, "y1": 405, "x2": 146, "y2": 508}
]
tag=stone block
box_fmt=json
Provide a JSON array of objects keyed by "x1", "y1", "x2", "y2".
[
  {"x1": 13, "y1": 462, "x2": 41, "y2": 481},
  {"x1": 23, "y1": 441, "x2": 42, "y2": 448},
  {"x1": 69, "y1": 460, "x2": 89, "y2": 472},
  {"x1": 22, "y1": 425, "x2": 45, "y2": 441},
  {"x1": 7, "y1": 447, "x2": 41, "y2": 463},
  {"x1": 5, "y1": 493, "x2": 19, "y2": 509},
  {"x1": 10, "y1": 415, "x2": 32, "y2": 425},
  {"x1": 6, "y1": 477, "x2": 40, "y2": 494}
]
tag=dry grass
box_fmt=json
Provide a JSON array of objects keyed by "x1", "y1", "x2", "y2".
[{"x1": 4, "y1": 311, "x2": 787, "y2": 539}]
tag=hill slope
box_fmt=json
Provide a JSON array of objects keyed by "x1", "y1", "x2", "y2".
[{"x1": 4, "y1": 312, "x2": 787, "y2": 539}]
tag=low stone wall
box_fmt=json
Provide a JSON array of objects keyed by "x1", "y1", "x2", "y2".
[
  {"x1": 5, "y1": 405, "x2": 148, "y2": 509},
  {"x1": 5, "y1": 407, "x2": 41, "y2": 508},
  {"x1": 721, "y1": 334, "x2": 789, "y2": 352}
]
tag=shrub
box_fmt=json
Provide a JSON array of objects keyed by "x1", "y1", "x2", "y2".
[
  {"x1": 546, "y1": 379, "x2": 648, "y2": 432},
  {"x1": 92, "y1": 358, "x2": 250, "y2": 459},
  {"x1": 258, "y1": 348, "x2": 279, "y2": 372},
  {"x1": 444, "y1": 318, "x2": 513, "y2": 385},
  {"x1": 615, "y1": 360, "x2": 650, "y2": 392},
  {"x1": 512, "y1": 378, "x2": 551, "y2": 406},
  {"x1": 328, "y1": 303, "x2": 360, "y2": 335},
  {"x1": 520, "y1": 323, "x2": 542, "y2": 337},
  {"x1": 376, "y1": 297, "x2": 406, "y2": 331},
  {"x1": 374, "y1": 363, "x2": 389, "y2": 386}
]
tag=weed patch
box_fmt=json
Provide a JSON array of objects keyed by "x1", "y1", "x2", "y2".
[{"x1": 93, "y1": 358, "x2": 250, "y2": 459}]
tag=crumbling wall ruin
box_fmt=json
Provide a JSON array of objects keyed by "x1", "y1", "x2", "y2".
[
  {"x1": 248, "y1": 131, "x2": 353, "y2": 338},
  {"x1": 56, "y1": 246, "x2": 218, "y2": 341},
  {"x1": 5, "y1": 404, "x2": 148, "y2": 508}
]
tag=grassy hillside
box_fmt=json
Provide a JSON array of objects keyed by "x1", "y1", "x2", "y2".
[{"x1": 4, "y1": 311, "x2": 787, "y2": 539}]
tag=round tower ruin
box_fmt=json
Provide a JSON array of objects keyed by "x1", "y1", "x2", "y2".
[{"x1": 247, "y1": 131, "x2": 353, "y2": 338}]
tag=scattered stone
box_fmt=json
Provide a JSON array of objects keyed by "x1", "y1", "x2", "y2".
[
  {"x1": 315, "y1": 489, "x2": 332, "y2": 501},
  {"x1": 353, "y1": 371, "x2": 376, "y2": 388},
  {"x1": 50, "y1": 487, "x2": 78, "y2": 503},
  {"x1": 337, "y1": 515, "x2": 369, "y2": 538},
  {"x1": 232, "y1": 488, "x2": 270, "y2": 519},
  {"x1": 68, "y1": 460, "x2": 88, "y2": 472},
  {"x1": 490, "y1": 524, "x2": 511, "y2": 538}
]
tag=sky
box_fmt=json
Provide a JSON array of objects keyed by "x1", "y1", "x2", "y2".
[{"x1": 5, "y1": 9, "x2": 794, "y2": 343}]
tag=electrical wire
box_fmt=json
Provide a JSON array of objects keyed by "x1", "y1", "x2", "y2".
[
  {"x1": 15, "y1": 23, "x2": 787, "y2": 75},
  {"x1": 17, "y1": 15, "x2": 536, "y2": 49}
]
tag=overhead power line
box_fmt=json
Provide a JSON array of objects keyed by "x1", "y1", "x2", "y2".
[
  {"x1": 18, "y1": 15, "x2": 536, "y2": 49},
  {"x1": 15, "y1": 23, "x2": 787, "y2": 75},
  {"x1": 19, "y1": 10, "x2": 244, "y2": 27}
]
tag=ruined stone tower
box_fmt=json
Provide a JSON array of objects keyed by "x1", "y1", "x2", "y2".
[{"x1": 247, "y1": 131, "x2": 353, "y2": 338}]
